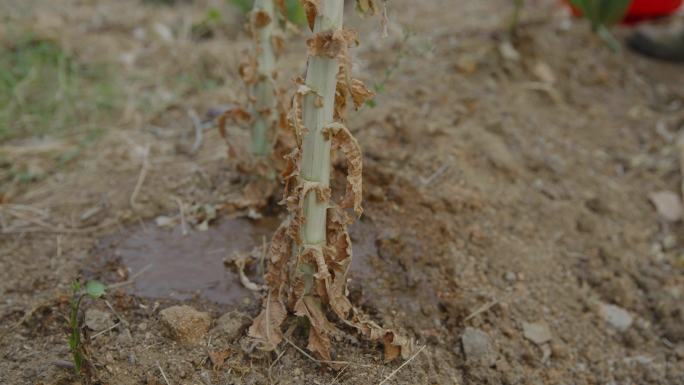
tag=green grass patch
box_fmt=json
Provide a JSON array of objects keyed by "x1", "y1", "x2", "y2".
[
  {"x1": 0, "y1": 31, "x2": 120, "y2": 142},
  {"x1": 229, "y1": 0, "x2": 306, "y2": 26}
]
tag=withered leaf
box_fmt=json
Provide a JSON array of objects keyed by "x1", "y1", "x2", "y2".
[
  {"x1": 272, "y1": 33, "x2": 285, "y2": 57},
  {"x1": 383, "y1": 333, "x2": 401, "y2": 362},
  {"x1": 248, "y1": 293, "x2": 287, "y2": 351},
  {"x1": 275, "y1": 0, "x2": 286, "y2": 16},
  {"x1": 218, "y1": 107, "x2": 252, "y2": 156},
  {"x1": 252, "y1": 9, "x2": 272, "y2": 29},
  {"x1": 238, "y1": 55, "x2": 258, "y2": 85},
  {"x1": 350, "y1": 78, "x2": 374, "y2": 109},
  {"x1": 324, "y1": 122, "x2": 363, "y2": 216},
  {"x1": 294, "y1": 296, "x2": 338, "y2": 360},
  {"x1": 302, "y1": 0, "x2": 320, "y2": 31},
  {"x1": 208, "y1": 349, "x2": 231, "y2": 371},
  {"x1": 306, "y1": 29, "x2": 357, "y2": 59},
  {"x1": 356, "y1": 0, "x2": 378, "y2": 16}
]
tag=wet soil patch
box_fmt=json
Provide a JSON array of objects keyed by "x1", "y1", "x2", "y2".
[{"x1": 91, "y1": 216, "x2": 380, "y2": 306}]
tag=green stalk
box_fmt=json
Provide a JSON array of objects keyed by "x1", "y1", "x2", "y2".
[
  {"x1": 69, "y1": 294, "x2": 84, "y2": 374},
  {"x1": 300, "y1": 0, "x2": 344, "y2": 247},
  {"x1": 508, "y1": 0, "x2": 524, "y2": 36},
  {"x1": 250, "y1": 0, "x2": 277, "y2": 157}
]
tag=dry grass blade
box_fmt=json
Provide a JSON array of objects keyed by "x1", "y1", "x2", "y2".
[
  {"x1": 377, "y1": 345, "x2": 426, "y2": 385},
  {"x1": 283, "y1": 337, "x2": 372, "y2": 368},
  {"x1": 157, "y1": 361, "x2": 171, "y2": 385}
]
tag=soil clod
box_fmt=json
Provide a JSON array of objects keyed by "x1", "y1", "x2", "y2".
[
  {"x1": 159, "y1": 305, "x2": 211, "y2": 344},
  {"x1": 599, "y1": 303, "x2": 633, "y2": 332}
]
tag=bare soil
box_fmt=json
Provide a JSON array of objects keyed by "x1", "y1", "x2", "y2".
[{"x1": 2, "y1": 0, "x2": 684, "y2": 384}]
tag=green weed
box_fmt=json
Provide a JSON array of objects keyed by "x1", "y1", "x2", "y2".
[
  {"x1": 68, "y1": 280, "x2": 106, "y2": 378},
  {"x1": 229, "y1": 0, "x2": 306, "y2": 25},
  {"x1": 569, "y1": 0, "x2": 631, "y2": 51}
]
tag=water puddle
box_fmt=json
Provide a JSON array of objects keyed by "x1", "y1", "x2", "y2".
[{"x1": 95, "y1": 216, "x2": 377, "y2": 305}]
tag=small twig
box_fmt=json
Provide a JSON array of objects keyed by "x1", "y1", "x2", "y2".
[
  {"x1": 90, "y1": 322, "x2": 120, "y2": 340},
  {"x1": 328, "y1": 363, "x2": 350, "y2": 385},
  {"x1": 130, "y1": 144, "x2": 151, "y2": 210},
  {"x1": 50, "y1": 360, "x2": 76, "y2": 370},
  {"x1": 157, "y1": 361, "x2": 171, "y2": 385},
  {"x1": 173, "y1": 197, "x2": 188, "y2": 236},
  {"x1": 377, "y1": 345, "x2": 426, "y2": 385},
  {"x1": 464, "y1": 298, "x2": 500, "y2": 322},
  {"x1": 420, "y1": 163, "x2": 450, "y2": 186},
  {"x1": 188, "y1": 109, "x2": 204, "y2": 154},
  {"x1": 268, "y1": 347, "x2": 288, "y2": 384},
  {"x1": 283, "y1": 337, "x2": 372, "y2": 367},
  {"x1": 107, "y1": 263, "x2": 153, "y2": 290},
  {"x1": 235, "y1": 257, "x2": 264, "y2": 292},
  {"x1": 464, "y1": 293, "x2": 515, "y2": 322},
  {"x1": 676, "y1": 130, "x2": 684, "y2": 203},
  {"x1": 104, "y1": 300, "x2": 128, "y2": 329}
]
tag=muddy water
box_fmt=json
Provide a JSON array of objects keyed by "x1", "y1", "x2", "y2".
[{"x1": 97, "y1": 217, "x2": 377, "y2": 305}]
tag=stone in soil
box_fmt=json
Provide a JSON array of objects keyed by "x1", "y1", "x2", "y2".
[
  {"x1": 211, "y1": 310, "x2": 251, "y2": 341},
  {"x1": 159, "y1": 305, "x2": 212, "y2": 344},
  {"x1": 461, "y1": 327, "x2": 494, "y2": 365},
  {"x1": 84, "y1": 308, "x2": 113, "y2": 332},
  {"x1": 522, "y1": 321, "x2": 553, "y2": 345},
  {"x1": 599, "y1": 303, "x2": 633, "y2": 331}
]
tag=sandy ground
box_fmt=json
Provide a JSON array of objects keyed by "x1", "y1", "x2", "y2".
[{"x1": 1, "y1": 0, "x2": 684, "y2": 384}]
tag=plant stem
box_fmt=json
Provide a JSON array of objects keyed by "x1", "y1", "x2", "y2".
[
  {"x1": 250, "y1": 0, "x2": 277, "y2": 157},
  {"x1": 508, "y1": 0, "x2": 524, "y2": 36},
  {"x1": 69, "y1": 294, "x2": 84, "y2": 374},
  {"x1": 300, "y1": 0, "x2": 344, "y2": 246}
]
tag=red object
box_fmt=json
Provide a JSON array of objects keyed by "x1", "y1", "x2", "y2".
[{"x1": 564, "y1": 0, "x2": 683, "y2": 23}]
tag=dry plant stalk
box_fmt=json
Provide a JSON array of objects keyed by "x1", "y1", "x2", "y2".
[
  {"x1": 219, "y1": 0, "x2": 287, "y2": 172},
  {"x1": 249, "y1": 0, "x2": 411, "y2": 362},
  {"x1": 248, "y1": 0, "x2": 280, "y2": 157}
]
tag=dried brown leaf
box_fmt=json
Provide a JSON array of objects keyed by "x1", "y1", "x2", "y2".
[
  {"x1": 238, "y1": 55, "x2": 258, "y2": 85},
  {"x1": 264, "y1": 222, "x2": 291, "y2": 288},
  {"x1": 289, "y1": 80, "x2": 315, "y2": 146},
  {"x1": 218, "y1": 108, "x2": 252, "y2": 159},
  {"x1": 356, "y1": 0, "x2": 378, "y2": 16},
  {"x1": 383, "y1": 333, "x2": 401, "y2": 362},
  {"x1": 306, "y1": 29, "x2": 357, "y2": 59},
  {"x1": 350, "y1": 79, "x2": 374, "y2": 109},
  {"x1": 294, "y1": 296, "x2": 338, "y2": 360},
  {"x1": 252, "y1": 9, "x2": 272, "y2": 29},
  {"x1": 382, "y1": 332, "x2": 413, "y2": 361},
  {"x1": 248, "y1": 293, "x2": 287, "y2": 351},
  {"x1": 272, "y1": 33, "x2": 285, "y2": 57},
  {"x1": 285, "y1": 180, "x2": 330, "y2": 243},
  {"x1": 324, "y1": 123, "x2": 363, "y2": 216},
  {"x1": 208, "y1": 349, "x2": 231, "y2": 371},
  {"x1": 302, "y1": 0, "x2": 319, "y2": 31},
  {"x1": 275, "y1": 0, "x2": 286, "y2": 14}
]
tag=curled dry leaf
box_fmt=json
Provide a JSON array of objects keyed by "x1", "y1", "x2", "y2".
[
  {"x1": 252, "y1": 9, "x2": 272, "y2": 29},
  {"x1": 248, "y1": 292, "x2": 287, "y2": 351},
  {"x1": 208, "y1": 349, "x2": 231, "y2": 371},
  {"x1": 302, "y1": 0, "x2": 320, "y2": 31},
  {"x1": 272, "y1": 33, "x2": 285, "y2": 57},
  {"x1": 350, "y1": 79, "x2": 375, "y2": 109},
  {"x1": 324, "y1": 122, "x2": 363, "y2": 216},
  {"x1": 356, "y1": 0, "x2": 379, "y2": 16},
  {"x1": 238, "y1": 54, "x2": 259, "y2": 85},
  {"x1": 218, "y1": 107, "x2": 251, "y2": 142},
  {"x1": 335, "y1": 70, "x2": 374, "y2": 120},
  {"x1": 294, "y1": 296, "x2": 338, "y2": 360},
  {"x1": 306, "y1": 29, "x2": 358, "y2": 59}
]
